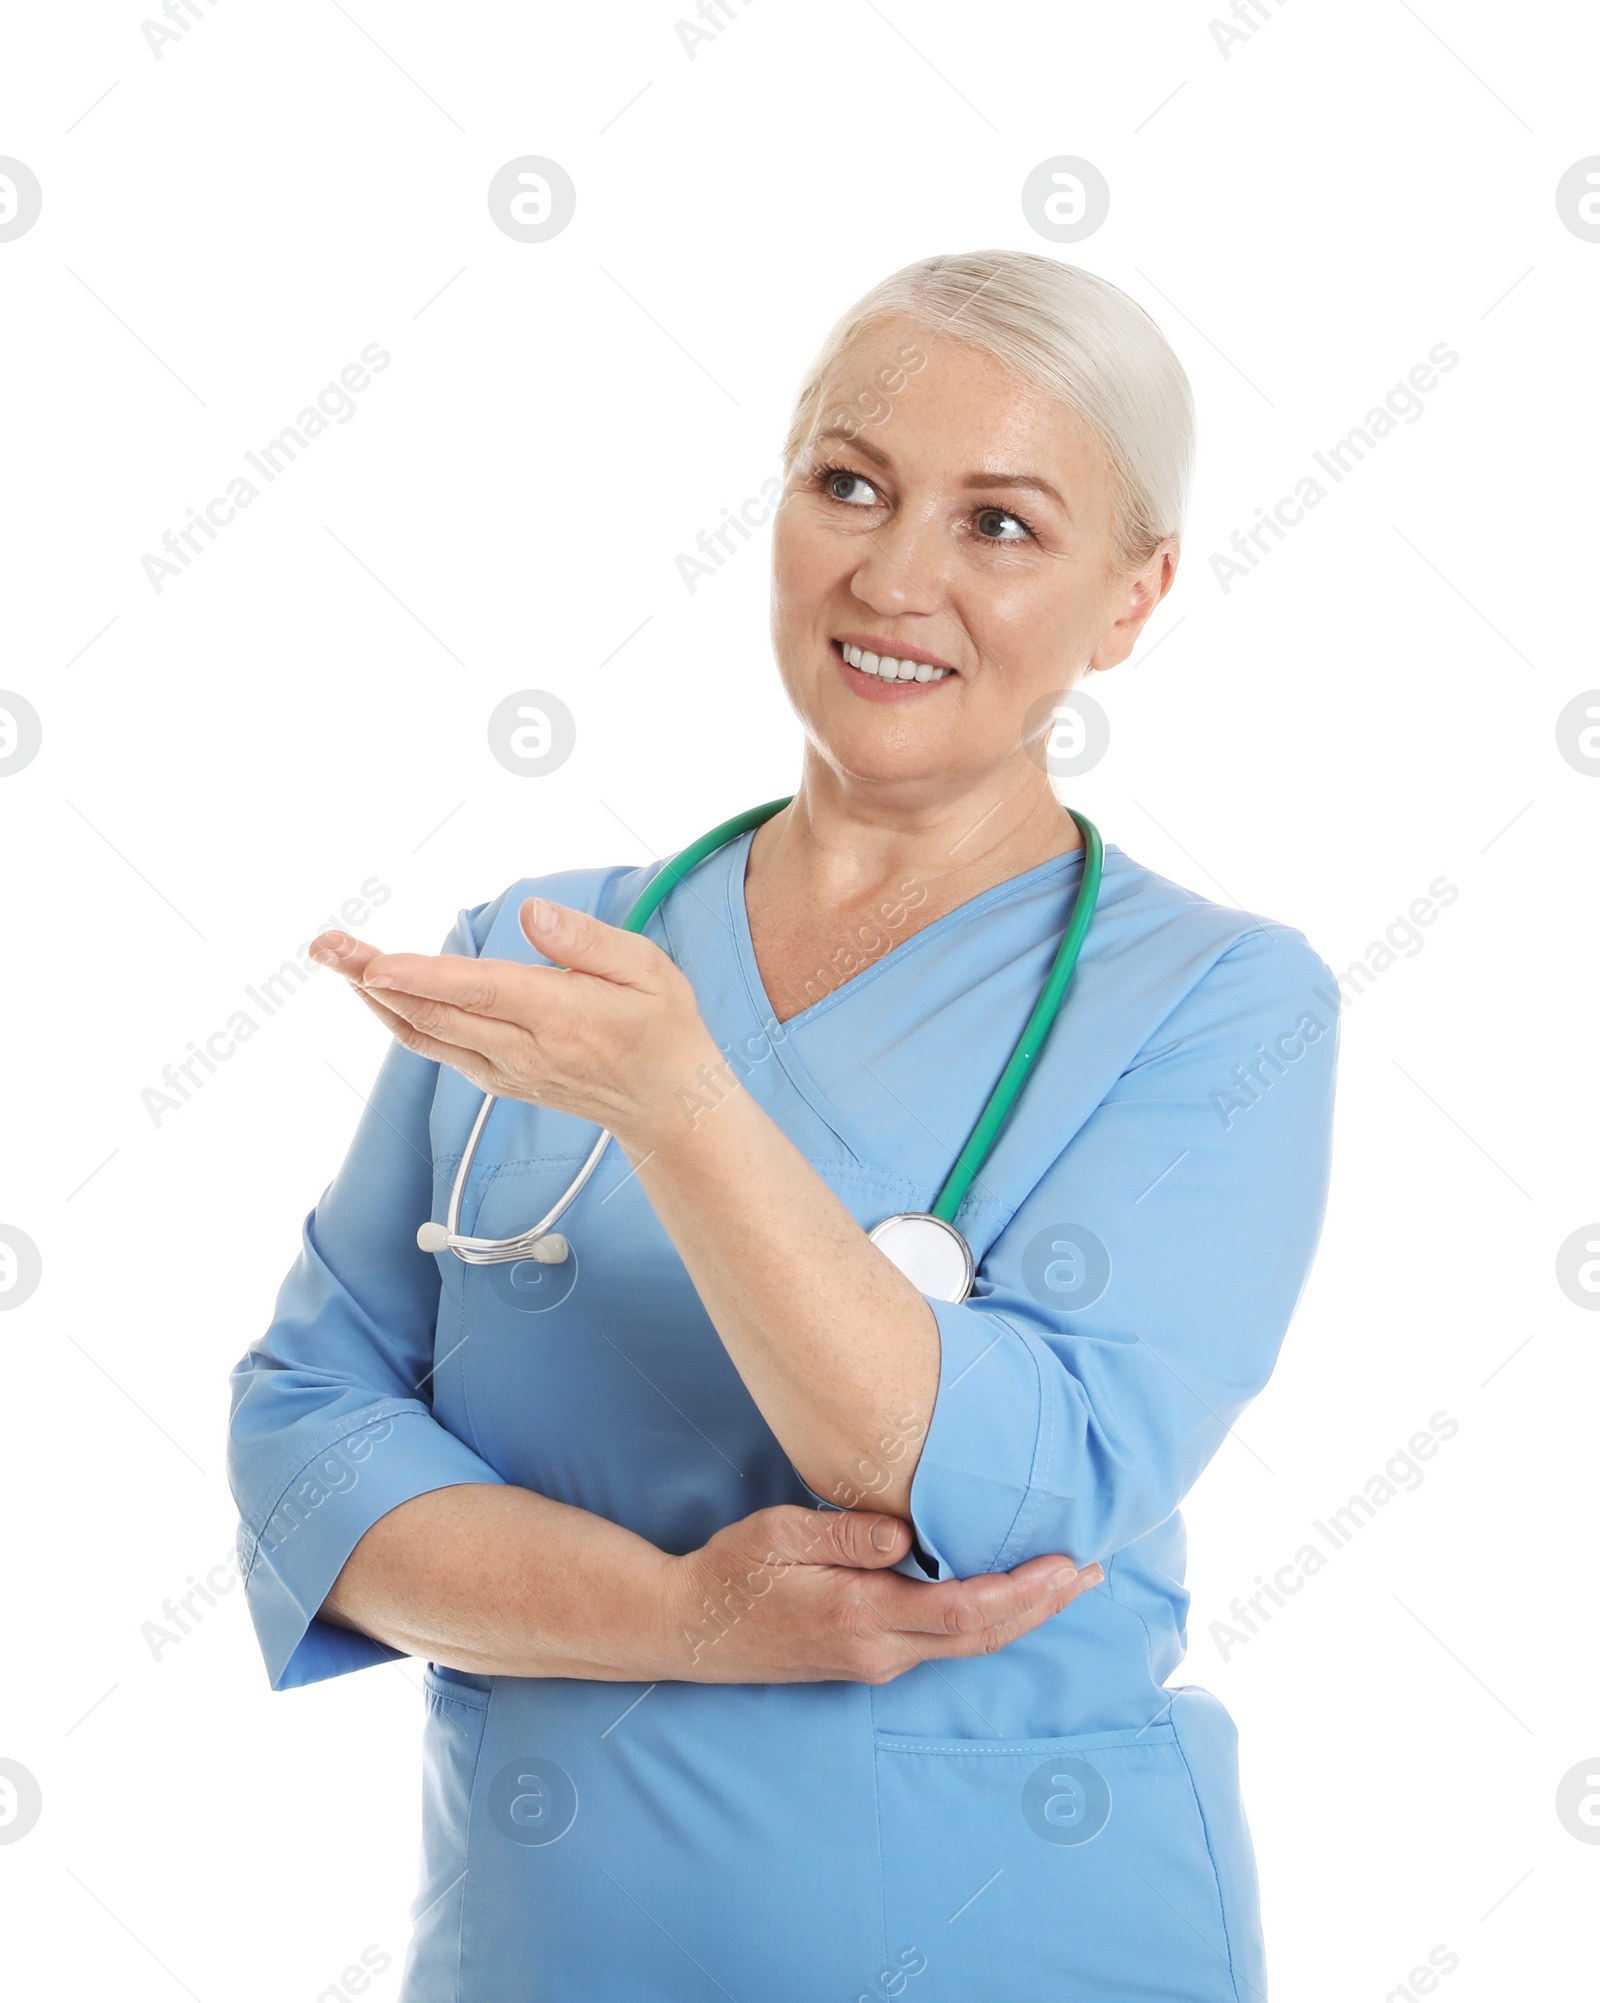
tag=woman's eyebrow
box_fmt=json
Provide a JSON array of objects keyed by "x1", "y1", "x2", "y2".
[
  {"x1": 961, "y1": 470, "x2": 1069, "y2": 512},
  {"x1": 812, "y1": 426, "x2": 1072, "y2": 519},
  {"x1": 814, "y1": 421, "x2": 892, "y2": 466}
]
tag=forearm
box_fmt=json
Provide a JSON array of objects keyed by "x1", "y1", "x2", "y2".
[
  {"x1": 623, "y1": 1067, "x2": 941, "y2": 1519},
  {"x1": 327, "y1": 911, "x2": 941, "y2": 1521},
  {"x1": 320, "y1": 1482, "x2": 685, "y2": 1679}
]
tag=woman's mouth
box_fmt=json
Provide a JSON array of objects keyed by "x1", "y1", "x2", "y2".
[{"x1": 832, "y1": 638, "x2": 955, "y2": 701}]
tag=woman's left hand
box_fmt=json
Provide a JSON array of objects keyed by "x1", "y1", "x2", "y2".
[
  {"x1": 309, "y1": 899, "x2": 719, "y2": 1147},
  {"x1": 316, "y1": 896, "x2": 941, "y2": 1519}
]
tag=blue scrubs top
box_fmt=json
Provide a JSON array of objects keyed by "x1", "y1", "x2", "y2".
[{"x1": 227, "y1": 831, "x2": 1338, "y2": 2002}]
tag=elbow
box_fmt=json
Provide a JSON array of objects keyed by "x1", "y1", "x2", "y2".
[
  {"x1": 909, "y1": 1432, "x2": 1184, "y2": 1582},
  {"x1": 1006, "y1": 1481, "x2": 1182, "y2": 1573},
  {"x1": 1016, "y1": 1425, "x2": 1188, "y2": 1569}
]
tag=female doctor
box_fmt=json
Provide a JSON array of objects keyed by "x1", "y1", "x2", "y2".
[{"x1": 227, "y1": 250, "x2": 1337, "y2": 2001}]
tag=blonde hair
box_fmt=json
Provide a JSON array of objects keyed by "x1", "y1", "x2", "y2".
[{"x1": 782, "y1": 250, "x2": 1195, "y2": 575}]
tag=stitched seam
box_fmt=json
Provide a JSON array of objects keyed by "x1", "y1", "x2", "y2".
[
  {"x1": 237, "y1": 1399, "x2": 421, "y2": 1584},
  {"x1": 970, "y1": 1311, "x2": 1047, "y2": 1573},
  {"x1": 457, "y1": 1150, "x2": 598, "y2": 1177},
  {"x1": 452, "y1": 1681, "x2": 493, "y2": 2003},
  {"x1": 1170, "y1": 1707, "x2": 1243, "y2": 2001},
  {"x1": 875, "y1": 1732, "x2": 1176, "y2": 1755},
  {"x1": 426, "y1": 1692, "x2": 486, "y2": 1719},
  {"x1": 755, "y1": 845, "x2": 1095, "y2": 1036},
  {"x1": 449, "y1": 1237, "x2": 487, "y2": 1464},
  {"x1": 723, "y1": 836, "x2": 1105, "y2": 1164},
  {"x1": 1015, "y1": 1328, "x2": 1056, "y2": 1567},
  {"x1": 723, "y1": 851, "x2": 867, "y2": 1159},
  {"x1": 868, "y1": 1686, "x2": 890, "y2": 1990},
  {"x1": 798, "y1": 1159, "x2": 919, "y2": 1197},
  {"x1": 423, "y1": 1670, "x2": 490, "y2": 1712},
  {"x1": 456, "y1": 1705, "x2": 490, "y2": 2001},
  {"x1": 1105, "y1": 1548, "x2": 1160, "y2": 1687},
  {"x1": 1110, "y1": 922, "x2": 1285, "y2": 1082}
]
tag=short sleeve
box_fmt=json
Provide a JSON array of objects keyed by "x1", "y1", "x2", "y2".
[{"x1": 904, "y1": 924, "x2": 1339, "y2": 1580}]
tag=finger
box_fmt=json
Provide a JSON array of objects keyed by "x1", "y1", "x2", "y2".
[
  {"x1": 908, "y1": 1570, "x2": 1103, "y2": 1663},
  {"x1": 731, "y1": 1504, "x2": 908, "y2": 1573},
  {"x1": 356, "y1": 949, "x2": 535, "y2": 1025},
  {"x1": 520, "y1": 898, "x2": 669, "y2": 992},
  {"x1": 325, "y1": 957, "x2": 438, "y2": 1043},
  {"x1": 811, "y1": 1509, "x2": 914, "y2": 1571},
  {"x1": 305, "y1": 933, "x2": 422, "y2": 1039},
  {"x1": 310, "y1": 933, "x2": 520, "y2": 1032},
  {"x1": 348, "y1": 982, "x2": 434, "y2": 1043},
  {"x1": 346, "y1": 980, "x2": 405, "y2": 1032},
  {"x1": 339, "y1": 980, "x2": 500, "y2": 1086},
  {"x1": 868, "y1": 1556, "x2": 1102, "y2": 1639},
  {"x1": 352, "y1": 978, "x2": 527, "y2": 1071},
  {"x1": 306, "y1": 933, "x2": 501, "y2": 1082},
  {"x1": 308, "y1": 930, "x2": 381, "y2": 975}
]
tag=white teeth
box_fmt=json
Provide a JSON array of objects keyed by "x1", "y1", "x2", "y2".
[{"x1": 839, "y1": 642, "x2": 951, "y2": 682}]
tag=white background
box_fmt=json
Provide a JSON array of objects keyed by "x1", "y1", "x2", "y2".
[{"x1": 2, "y1": 2, "x2": 1597, "y2": 1998}]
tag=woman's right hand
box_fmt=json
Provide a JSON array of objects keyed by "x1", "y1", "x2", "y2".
[
  {"x1": 320, "y1": 1483, "x2": 1098, "y2": 1685},
  {"x1": 666, "y1": 1504, "x2": 1102, "y2": 1685}
]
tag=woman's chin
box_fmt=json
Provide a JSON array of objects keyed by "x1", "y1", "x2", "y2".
[{"x1": 815, "y1": 731, "x2": 976, "y2": 789}]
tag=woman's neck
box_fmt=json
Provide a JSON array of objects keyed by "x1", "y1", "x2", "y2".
[
  {"x1": 741, "y1": 760, "x2": 1083, "y2": 1021},
  {"x1": 748, "y1": 760, "x2": 1081, "y2": 909}
]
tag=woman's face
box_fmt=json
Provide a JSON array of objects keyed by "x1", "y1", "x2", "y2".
[{"x1": 770, "y1": 311, "x2": 1176, "y2": 792}]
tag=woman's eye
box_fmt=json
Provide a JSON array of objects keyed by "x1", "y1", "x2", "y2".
[
  {"x1": 823, "y1": 469, "x2": 880, "y2": 507},
  {"x1": 975, "y1": 506, "x2": 1031, "y2": 542}
]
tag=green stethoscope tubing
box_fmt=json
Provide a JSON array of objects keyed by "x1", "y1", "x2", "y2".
[
  {"x1": 424, "y1": 796, "x2": 1104, "y2": 1268},
  {"x1": 622, "y1": 794, "x2": 1105, "y2": 1226}
]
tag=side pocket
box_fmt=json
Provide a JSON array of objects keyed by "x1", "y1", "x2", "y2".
[
  {"x1": 873, "y1": 1720, "x2": 1244, "y2": 2002},
  {"x1": 397, "y1": 1667, "x2": 492, "y2": 2003}
]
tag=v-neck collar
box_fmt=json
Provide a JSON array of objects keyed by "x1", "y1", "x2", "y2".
[
  {"x1": 641, "y1": 828, "x2": 1104, "y2": 1206},
  {"x1": 725, "y1": 828, "x2": 1090, "y2": 1037}
]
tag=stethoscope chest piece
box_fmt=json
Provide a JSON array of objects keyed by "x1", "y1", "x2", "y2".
[{"x1": 868, "y1": 1212, "x2": 975, "y2": 1304}]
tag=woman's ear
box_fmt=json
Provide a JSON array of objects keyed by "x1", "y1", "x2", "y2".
[{"x1": 1090, "y1": 541, "x2": 1179, "y2": 672}]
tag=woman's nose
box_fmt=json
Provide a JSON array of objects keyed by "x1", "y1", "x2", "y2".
[{"x1": 846, "y1": 508, "x2": 949, "y2": 616}]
